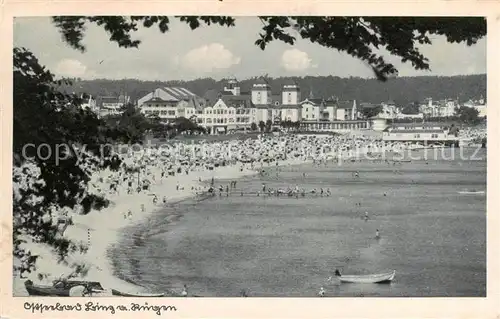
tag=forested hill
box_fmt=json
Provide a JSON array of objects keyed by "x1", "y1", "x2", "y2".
[{"x1": 63, "y1": 74, "x2": 486, "y2": 106}]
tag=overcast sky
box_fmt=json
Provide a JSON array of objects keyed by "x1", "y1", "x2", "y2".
[{"x1": 14, "y1": 17, "x2": 486, "y2": 81}]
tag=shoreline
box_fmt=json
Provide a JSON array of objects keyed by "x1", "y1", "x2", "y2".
[
  {"x1": 99, "y1": 158, "x2": 310, "y2": 295},
  {"x1": 20, "y1": 158, "x2": 308, "y2": 296}
]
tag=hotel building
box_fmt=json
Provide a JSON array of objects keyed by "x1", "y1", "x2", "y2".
[{"x1": 136, "y1": 78, "x2": 373, "y2": 134}]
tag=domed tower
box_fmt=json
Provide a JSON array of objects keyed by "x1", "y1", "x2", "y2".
[
  {"x1": 251, "y1": 77, "x2": 272, "y2": 105},
  {"x1": 223, "y1": 77, "x2": 240, "y2": 96},
  {"x1": 282, "y1": 79, "x2": 301, "y2": 105}
]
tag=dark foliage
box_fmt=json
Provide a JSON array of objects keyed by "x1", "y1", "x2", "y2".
[
  {"x1": 401, "y1": 101, "x2": 421, "y2": 114},
  {"x1": 360, "y1": 105, "x2": 383, "y2": 118},
  {"x1": 13, "y1": 48, "x2": 120, "y2": 274},
  {"x1": 455, "y1": 105, "x2": 480, "y2": 125},
  {"x1": 51, "y1": 16, "x2": 485, "y2": 81}
]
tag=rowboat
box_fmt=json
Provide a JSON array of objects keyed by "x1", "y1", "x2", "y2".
[
  {"x1": 24, "y1": 280, "x2": 105, "y2": 296},
  {"x1": 334, "y1": 270, "x2": 396, "y2": 284},
  {"x1": 111, "y1": 288, "x2": 165, "y2": 297}
]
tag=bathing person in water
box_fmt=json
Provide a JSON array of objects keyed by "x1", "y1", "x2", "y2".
[
  {"x1": 335, "y1": 269, "x2": 341, "y2": 277},
  {"x1": 181, "y1": 285, "x2": 188, "y2": 297}
]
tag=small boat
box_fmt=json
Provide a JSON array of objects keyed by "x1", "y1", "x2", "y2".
[
  {"x1": 111, "y1": 288, "x2": 165, "y2": 297},
  {"x1": 458, "y1": 190, "x2": 485, "y2": 195},
  {"x1": 24, "y1": 280, "x2": 105, "y2": 296},
  {"x1": 333, "y1": 270, "x2": 396, "y2": 284}
]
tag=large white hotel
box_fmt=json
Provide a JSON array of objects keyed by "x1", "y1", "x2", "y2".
[{"x1": 137, "y1": 78, "x2": 369, "y2": 134}]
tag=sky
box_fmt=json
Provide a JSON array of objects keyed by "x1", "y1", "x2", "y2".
[{"x1": 13, "y1": 17, "x2": 487, "y2": 81}]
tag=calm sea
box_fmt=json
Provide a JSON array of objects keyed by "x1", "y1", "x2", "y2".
[{"x1": 109, "y1": 148, "x2": 487, "y2": 297}]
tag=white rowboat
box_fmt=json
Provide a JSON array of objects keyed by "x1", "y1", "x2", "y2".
[
  {"x1": 458, "y1": 191, "x2": 485, "y2": 195},
  {"x1": 334, "y1": 270, "x2": 396, "y2": 284}
]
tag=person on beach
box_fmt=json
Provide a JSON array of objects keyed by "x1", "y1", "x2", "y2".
[
  {"x1": 176, "y1": 182, "x2": 180, "y2": 191},
  {"x1": 153, "y1": 195, "x2": 158, "y2": 204},
  {"x1": 127, "y1": 210, "x2": 132, "y2": 219},
  {"x1": 364, "y1": 211, "x2": 369, "y2": 221},
  {"x1": 163, "y1": 196, "x2": 167, "y2": 204},
  {"x1": 318, "y1": 287, "x2": 325, "y2": 297},
  {"x1": 375, "y1": 229, "x2": 380, "y2": 239}
]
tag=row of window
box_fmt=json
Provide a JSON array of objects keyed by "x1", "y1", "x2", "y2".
[
  {"x1": 144, "y1": 106, "x2": 253, "y2": 115},
  {"x1": 303, "y1": 114, "x2": 350, "y2": 120},
  {"x1": 413, "y1": 134, "x2": 440, "y2": 138},
  {"x1": 144, "y1": 110, "x2": 176, "y2": 116},
  {"x1": 207, "y1": 108, "x2": 252, "y2": 115},
  {"x1": 201, "y1": 117, "x2": 251, "y2": 124},
  {"x1": 302, "y1": 122, "x2": 368, "y2": 129}
]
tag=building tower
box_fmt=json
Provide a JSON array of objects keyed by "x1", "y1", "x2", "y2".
[
  {"x1": 251, "y1": 77, "x2": 272, "y2": 105},
  {"x1": 282, "y1": 79, "x2": 301, "y2": 105}
]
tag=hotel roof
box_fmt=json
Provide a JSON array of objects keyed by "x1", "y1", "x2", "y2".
[
  {"x1": 138, "y1": 87, "x2": 198, "y2": 106},
  {"x1": 337, "y1": 101, "x2": 354, "y2": 109},
  {"x1": 388, "y1": 129, "x2": 445, "y2": 134},
  {"x1": 220, "y1": 95, "x2": 254, "y2": 108}
]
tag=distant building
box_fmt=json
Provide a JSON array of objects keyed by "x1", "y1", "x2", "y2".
[
  {"x1": 300, "y1": 98, "x2": 323, "y2": 121},
  {"x1": 279, "y1": 79, "x2": 302, "y2": 123},
  {"x1": 199, "y1": 78, "x2": 303, "y2": 134},
  {"x1": 251, "y1": 77, "x2": 273, "y2": 124},
  {"x1": 139, "y1": 77, "x2": 379, "y2": 135},
  {"x1": 379, "y1": 100, "x2": 398, "y2": 119},
  {"x1": 337, "y1": 100, "x2": 357, "y2": 121},
  {"x1": 300, "y1": 98, "x2": 368, "y2": 132},
  {"x1": 202, "y1": 90, "x2": 255, "y2": 134},
  {"x1": 463, "y1": 98, "x2": 487, "y2": 118},
  {"x1": 79, "y1": 94, "x2": 98, "y2": 114},
  {"x1": 97, "y1": 94, "x2": 131, "y2": 117},
  {"x1": 137, "y1": 87, "x2": 205, "y2": 121},
  {"x1": 420, "y1": 98, "x2": 458, "y2": 118},
  {"x1": 382, "y1": 122, "x2": 459, "y2": 146}
]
